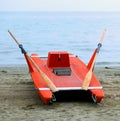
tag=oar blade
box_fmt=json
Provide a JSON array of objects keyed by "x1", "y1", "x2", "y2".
[
  {"x1": 40, "y1": 71, "x2": 59, "y2": 92},
  {"x1": 27, "y1": 54, "x2": 58, "y2": 92},
  {"x1": 82, "y1": 70, "x2": 92, "y2": 90}
]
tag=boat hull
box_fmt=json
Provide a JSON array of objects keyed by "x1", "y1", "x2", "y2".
[{"x1": 25, "y1": 52, "x2": 104, "y2": 104}]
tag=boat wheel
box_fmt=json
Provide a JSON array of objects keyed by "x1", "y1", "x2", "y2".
[
  {"x1": 49, "y1": 94, "x2": 56, "y2": 104},
  {"x1": 92, "y1": 94, "x2": 97, "y2": 103}
]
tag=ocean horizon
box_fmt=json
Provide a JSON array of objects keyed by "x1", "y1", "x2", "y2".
[{"x1": 0, "y1": 11, "x2": 120, "y2": 67}]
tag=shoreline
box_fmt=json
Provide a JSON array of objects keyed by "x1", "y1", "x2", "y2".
[
  {"x1": 0, "y1": 60, "x2": 120, "y2": 67},
  {"x1": 0, "y1": 66, "x2": 120, "y2": 121}
]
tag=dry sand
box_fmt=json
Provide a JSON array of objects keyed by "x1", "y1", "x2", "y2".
[{"x1": 0, "y1": 66, "x2": 120, "y2": 121}]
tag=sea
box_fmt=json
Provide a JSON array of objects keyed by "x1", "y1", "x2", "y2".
[{"x1": 0, "y1": 11, "x2": 120, "y2": 67}]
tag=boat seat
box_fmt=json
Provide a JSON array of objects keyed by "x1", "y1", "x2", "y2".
[{"x1": 47, "y1": 52, "x2": 71, "y2": 76}]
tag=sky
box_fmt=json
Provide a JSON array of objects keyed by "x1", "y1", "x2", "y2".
[{"x1": 0, "y1": 0, "x2": 120, "y2": 11}]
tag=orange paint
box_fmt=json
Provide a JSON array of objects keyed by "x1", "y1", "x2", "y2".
[{"x1": 25, "y1": 52, "x2": 104, "y2": 104}]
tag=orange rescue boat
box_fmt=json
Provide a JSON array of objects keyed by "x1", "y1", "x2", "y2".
[{"x1": 8, "y1": 30, "x2": 106, "y2": 104}]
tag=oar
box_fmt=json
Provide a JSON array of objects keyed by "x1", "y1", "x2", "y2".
[
  {"x1": 8, "y1": 30, "x2": 58, "y2": 92},
  {"x1": 82, "y1": 29, "x2": 107, "y2": 90}
]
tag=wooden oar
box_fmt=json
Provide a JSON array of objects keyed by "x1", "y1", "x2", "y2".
[
  {"x1": 82, "y1": 29, "x2": 107, "y2": 90},
  {"x1": 8, "y1": 30, "x2": 58, "y2": 92}
]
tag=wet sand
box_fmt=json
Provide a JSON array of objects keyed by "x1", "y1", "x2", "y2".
[{"x1": 0, "y1": 66, "x2": 120, "y2": 121}]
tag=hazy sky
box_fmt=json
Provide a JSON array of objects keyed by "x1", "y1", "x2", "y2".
[{"x1": 0, "y1": 0, "x2": 120, "y2": 11}]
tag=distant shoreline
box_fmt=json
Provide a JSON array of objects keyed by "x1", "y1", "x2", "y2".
[{"x1": 0, "y1": 63, "x2": 120, "y2": 68}]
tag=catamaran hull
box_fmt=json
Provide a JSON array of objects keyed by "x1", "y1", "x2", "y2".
[{"x1": 25, "y1": 52, "x2": 104, "y2": 104}]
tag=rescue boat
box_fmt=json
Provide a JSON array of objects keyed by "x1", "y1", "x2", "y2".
[{"x1": 8, "y1": 30, "x2": 106, "y2": 104}]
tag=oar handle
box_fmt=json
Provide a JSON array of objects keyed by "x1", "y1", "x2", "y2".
[
  {"x1": 8, "y1": 30, "x2": 27, "y2": 54},
  {"x1": 8, "y1": 30, "x2": 20, "y2": 46},
  {"x1": 99, "y1": 29, "x2": 107, "y2": 44},
  {"x1": 97, "y1": 29, "x2": 107, "y2": 53}
]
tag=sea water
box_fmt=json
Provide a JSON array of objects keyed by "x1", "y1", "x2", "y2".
[{"x1": 0, "y1": 11, "x2": 120, "y2": 66}]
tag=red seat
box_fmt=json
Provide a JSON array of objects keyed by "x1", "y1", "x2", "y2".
[{"x1": 47, "y1": 51, "x2": 70, "y2": 68}]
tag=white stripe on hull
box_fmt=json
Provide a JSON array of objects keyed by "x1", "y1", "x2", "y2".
[{"x1": 37, "y1": 86, "x2": 103, "y2": 91}]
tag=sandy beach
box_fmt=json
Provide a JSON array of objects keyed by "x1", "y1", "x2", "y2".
[{"x1": 0, "y1": 66, "x2": 120, "y2": 121}]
